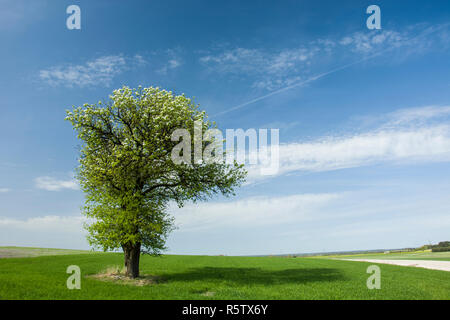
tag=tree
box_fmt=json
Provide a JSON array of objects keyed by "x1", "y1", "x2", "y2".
[{"x1": 66, "y1": 86, "x2": 246, "y2": 278}]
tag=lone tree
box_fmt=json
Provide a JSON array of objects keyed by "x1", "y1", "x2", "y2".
[{"x1": 66, "y1": 86, "x2": 246, "y2": 278}]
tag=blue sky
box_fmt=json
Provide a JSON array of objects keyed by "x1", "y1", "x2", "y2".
[{"x1": 1, "y1": 0, "x2": 450, "y2": 255}]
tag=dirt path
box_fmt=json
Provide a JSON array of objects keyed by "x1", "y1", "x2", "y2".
[{"x1": 343, "y1": 259, "x2": 450, "y2": 272}]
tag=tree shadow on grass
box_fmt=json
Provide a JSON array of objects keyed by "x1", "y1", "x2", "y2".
[{"x1": 165, "y1": 267, "x2": 345, "y2": 285}]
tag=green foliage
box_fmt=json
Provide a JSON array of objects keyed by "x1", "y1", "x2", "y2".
[
  {"x1": 65, "y1": 86, "x2": 246, "y2": 255},
  {"x1": 432, "y1": 247, "x2": 450, "y2": 252}
]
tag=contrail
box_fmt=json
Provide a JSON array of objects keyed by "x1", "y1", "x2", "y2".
[{"x1": 213, "y1": 24, "x2": 447, "y2": 117}]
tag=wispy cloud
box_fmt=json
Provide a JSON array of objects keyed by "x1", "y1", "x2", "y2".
[
  {"x1": 339, "y1": 30, "x2": 407, "y2": 53},
  {"x1": 0, "y1": 188, "x2": 10, "y2": 193},
  {"x1": 205, "y1": 24, "x2": 449, "y2": 116},
  {"x1": 200, "y1": 47, "x2": 316, "y2": 74},
  {"x1": 39, "y1": 54, "x2": 147, "y2": 88},
  {"x1": 157, "y1": 49, "x2": 183, "y2": 74},
  {"x1": 39, "y1": 49, "x2": 185, "y2": 87},
  {"x1": 0, "y1": 215, "x2": 89, "y2": 249},
  {"x1": 384, "y1": 105, "x2": 450, "y2": 127},
  {"x1": 275, "y1": 125, "x2": 450, "y2": 173},
  {"x1": 158, "y1": 58, "x2": 182, "y2": 74},
  {"x1": 200, "y1": 47, "x2": 317, "y2": 91},
  {"x1": 35, "y1": 176, "x2": 79, "y2": 191},
  {"x1": 338, "y1": 24, "x2": 448, "y2": 56},
  {"x1": 132, "y1": 54, "x2": 148, "y2": 66},
  {"x1": 0, "y1": 215, "x2": 85, "y2": 230},
  {"x1": 172, "y1": 185, "x2": 450, "y2": 240},
  {"x1": 203, "y1": 24, "x2": 448, "y2": 79},
  {"x1": 168, "y1": 184, "x2": 450, "y2": 254},
  {"x1": 172, "y1": 193, "x2": 340, "y2": 231},
  {"x1": 246, "y1": 106, "x2": 450, "y2": 181}
]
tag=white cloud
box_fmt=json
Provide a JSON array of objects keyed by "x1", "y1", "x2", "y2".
[
  {"x1": 278, "y1": 126, "x2": 450, "y2": 172},
  {"x1": 158, "y1": 58, "x2": 182, "y2": 74},
  {"x1": 267, "y1": 48, "x2": 316, "y2": 73},
  {"x1": 245, "y1": 106, "x2": 450, "y2": 181},
  {"x1": 2, "y1": 187, "x2": 449, "y2": 254},
  {"x1": 39, "y1": 55, "x2": 146, "y2": 87},
  {"x1": 201, "y1": 24, "x2": 450, "y2": 93},
  {"x1": 200, "y1": 47, "x2": 316, "y2": 74},
  {"x1": 39, "y1": 50, "x2": 184, "y2": 87},
  {"x1": 339, "y1": 24, "x2": 449, "y2": 56},
  {"x1": 167, "y1": 185, "x2": 450, "y2": 255},
  {"x1": 0, "y1": 215, "x2": 90, "y2": 249},
  {"x1": 252, "y1": 75, "x2": 303, "y2": 91},
  {"x1": 0, "y1": 215, "x2": 85, "y2": 231},
  {"x1": 35, "y1": 176, "x2": 79, "y2": 191},
  {"x1": 156, "y1": 49, "x2": 183, "y2": 74},
  {"x1": 172, "y1": 193, "x2": 340, "y2": 231},
  {"x1": 0, "y1": 188, "x2": 10, "y2": 193},
  {"x1": 385, "y1": 105, "x2": 450, "y2": 127},
  {"x1": 200, "y1": 47, "x2": 316, "y2": 90},
  {"x1": 133, "y1": 54, "x2": 148, "y2": 66},
  {"x1": 339, "y1": 30, "x2": 407, "y2": 53},
  {"x1": 200, "y1": 48, "x2": 262, "y2": 67},
  {"x1": 168, "y1": 59, "x2": 181, "y2": 69}
]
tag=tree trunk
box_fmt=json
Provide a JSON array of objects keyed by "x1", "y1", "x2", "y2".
[{"x1": 123, "y1": 243, "x2": 141, "y2": 278}]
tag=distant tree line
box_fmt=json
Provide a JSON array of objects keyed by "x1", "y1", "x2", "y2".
[
  {"x1": 431, "y1": 241, "x2": 450, "y2": 252},
  {"x1": 417, "y1": 241, "x2": 450, "y2": 252}
]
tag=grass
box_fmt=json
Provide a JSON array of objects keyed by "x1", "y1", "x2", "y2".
[{"x1": 0, "y1": 249, "x2": 449, "y2": 299}]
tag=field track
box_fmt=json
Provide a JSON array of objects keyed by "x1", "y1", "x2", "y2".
[{"x1": 343, "y1": 259, "x2": 450, "y2": 272}]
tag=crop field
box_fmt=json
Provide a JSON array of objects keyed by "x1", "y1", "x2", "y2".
[
  {"x1": 0, "y1": 246, "x2": 92, "y2": 259},
  {"x1": 0, "y1": 247, "x2": 449, "y2": 300}
]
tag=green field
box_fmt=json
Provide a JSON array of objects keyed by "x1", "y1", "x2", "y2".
[{"x1": 0, "y1": 247, "x2": 449, "y2": 300}]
